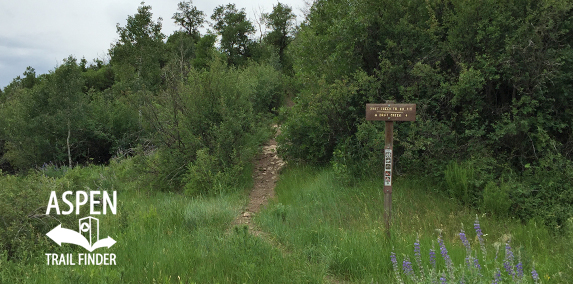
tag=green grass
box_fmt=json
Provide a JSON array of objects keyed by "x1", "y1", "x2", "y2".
[
  {"x1": 0, "y1": 160, "x2": 322, "y2": 283},
  {"x1": 2, "y1": 161, "x2": 571, "y2": 283},
  {"x1": 2, "y1": 189, "x2": 323, "y2": 284},
  {"x1": 257, "y1": 166, "x2": 573, "y2": 283}
]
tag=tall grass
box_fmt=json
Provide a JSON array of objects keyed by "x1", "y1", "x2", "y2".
[
  {"x1": 0, "y1": 159, "x2": 322, "y2": 283},
  {"x1": 2, "y1": 161, "x2": 571, "y2": 283},
  {"x1": 257, "y1": 166, "x2": 573, "y2": 283}
]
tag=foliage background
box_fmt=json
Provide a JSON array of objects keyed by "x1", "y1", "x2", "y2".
[
  {"x1": 279, "y1": 0, "x2": 573, "y2": 232},
  {"x1": 0, "y1": 0, "x2": 572, "y2": 282}
]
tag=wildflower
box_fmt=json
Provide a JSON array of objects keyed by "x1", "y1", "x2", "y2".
[
  {"x1": 414, "y1": 238, "x2": 425, "y2": 281},
  {"x1": 473, "y1": 258, "x2": 481, "y2": 271},
  {"x1": 459, "y1": 229, "x2": 472, "y2": 267},
  {"x1": 438, "y1": 234, "x2": 453, "y2": 270},
  {"x1": 438, "y1": 233, "x2": 455, "y2": 281},
  {"x1": 492, "y1": 268, "x2": 501, "y2": 284},
  {"x1": 504, "y1": 242, "x2": 515, "y2": 279},
  {"x1": 402, "y1": 256, "x2": 415, "y2": 278},
  {"x1": 474, "y1": 216, "x2": 487, "y2": 262},
  {"x1": 440, "y1": 272, "x2": 447, "y2": 284},
  {"x1": 429, "y1": 249, "x2": 437, "y2": 270},
  {"x1": 414, "y1": 240, "x2": 422, "y2": 266},
  {"x1": 391, "y1": 251, "x2": 403, "y2": 284},
  {"x1": 531, "y1": 267, "x2": 539, "y2": 284},
  {"x1": 459, "y1": 229, "x2": 470, "y2": 250},
  {"x1": 516, "y1": 261, "x2": 524, "y2": 279}
]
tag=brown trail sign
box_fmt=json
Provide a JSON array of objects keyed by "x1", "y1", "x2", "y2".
[{"x1": 365, "y1": 102, "x2": 416, "y2": 238}]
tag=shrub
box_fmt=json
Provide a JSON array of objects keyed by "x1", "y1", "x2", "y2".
[
  {"x1": 514, "y1": 154, "x2": 573, "y2": 232},
  {"x1": 0, "y1": 174, "x2": 66, "y2": 262},
  {"x1": 183, "y1": 148, "x2": 222, "y2": 196},
  {"x1": 444, "y1": 161, "x2": 478, "y2": 206},
  {"x1": 277, "y1": 72, "x2": 372, "y2": 165},
  {"x1": 482, "y1": 181, "x2": 512, "y2": 217},
  {"x1": 141, "y1": 58, "x2": 272, "y2": 194},
  {"x1": 243, "y1": 62, "x2": 285, "y2": 114},
  {"x1": 331, "y1": 122, "x2": 385, "y2": 184}
]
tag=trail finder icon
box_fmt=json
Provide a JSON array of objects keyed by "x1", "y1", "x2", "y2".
[{"x1": 46, "y1": 216, "x2": 116, "y2": 252}]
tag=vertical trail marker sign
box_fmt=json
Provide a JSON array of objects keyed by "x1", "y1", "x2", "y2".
[{"x1": 366, "y1": 102, "x2": 416, "y2": 238}]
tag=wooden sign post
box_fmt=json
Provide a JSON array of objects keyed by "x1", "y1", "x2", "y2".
[{"x1": 365, "y1": 101, "x2": 416, "y2": 238}]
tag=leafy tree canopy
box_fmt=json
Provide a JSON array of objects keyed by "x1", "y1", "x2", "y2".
[
  {"x1": 110, "y1": 1, "x2": 166, "y2": 90},
  {"x1": 211, "y1": 4, "x2": 255, "y2": 66},
  {"x1": 263, "y1": 2, "x2": 296, "y2": 70},
  {"x1": 172, "y1": 0, "x2": 205, "y2": 40}
]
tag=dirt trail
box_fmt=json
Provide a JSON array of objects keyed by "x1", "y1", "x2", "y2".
[
  {"x1": 230, "y1": 124, "x2": 343, "y2": 283},
  {"x1": 231, "y1": 125, "x2": 285, "y2": 235}
]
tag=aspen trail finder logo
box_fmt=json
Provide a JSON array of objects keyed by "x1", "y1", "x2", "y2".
[{"x1": 44, "y1": 190, "x2": 117, "y2": 266}]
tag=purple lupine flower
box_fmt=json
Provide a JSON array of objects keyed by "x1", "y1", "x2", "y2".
[
  {"x1": 414, "y1": 239, "x2": 425, "y2": 281},
  {"x1": 459, "y1": 229, "x2": 470, "y2": 250},
  {"x1": 504, "y1": 242, "x2": 515, "y2": 278},
  {"x1": 440, "y1": 272, "x2": 447, "y2": 284},
  {"x1": 503, "y1": 261, "x2": 512, "y2": 276},
  {"x1": 429, "y1": 249, "x2": 437, "y2": 270},
  {"x1": 473, "y1": 257, "x2": 483, "y2": 278},
  {"x1": 459, "y1": 229, "x2": 472, "y2": 267},
  {"x1": 438, "y1": 234, "x2": 453, "y2": 271},
  {"x1": 402, "y1": 256, "x2": 414, "y2": 277},
  {"x1": 516, "y1": 261, "x2": 524, "y2": 278},
  {"x1": 492, "y1": 268, "x2": 502, "y2": 284},
  {"x1": 414, "y1": 240, "x2": 422, "y2": 266},
  {"x1": 531, "y1": 267, "x2": 539, "y2": 284},
  {"x1": 474, "y1": 217, "x2": 483, "y2": 238},
  {"x1": 438, "y1": 233, "x2": 455, "y2": 281},
  {"x1": 391, "y1": 252, "x2": 398, "y2": 267},
  {"x1": 474, "y1": 258, "x2": 481, "y2": 270},
  {"x1": 474, "y1": 216, "x2": 487, "y2": 262},
  {"x1": 391, "y1": 252, "x2": 403, "y2": 284}
]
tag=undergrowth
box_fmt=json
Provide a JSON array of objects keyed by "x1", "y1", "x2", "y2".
[{"x1": 257, "y1": 166, "x2": 573, "y2": 283}]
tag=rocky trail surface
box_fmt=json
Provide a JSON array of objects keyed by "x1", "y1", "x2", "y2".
[{"x1": 231, "y1": 125, "x2": 285, "y2": 236}]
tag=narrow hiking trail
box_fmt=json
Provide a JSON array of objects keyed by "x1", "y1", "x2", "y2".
[
  {"x1": 231, "y1": 125, "x2": 285, "y2": 235},
  {"x1": 230, "y1": 125, "x2": 346, "y2": 283}
]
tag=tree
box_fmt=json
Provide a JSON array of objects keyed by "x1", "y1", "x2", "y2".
[
  {"x1": 172, "y1": 1, "x2": 205, "y2": 41},
  {"x1": 22, "y1": 66, "x2": 38, "y2": 89},
  {"x1": 1, "y1": 57, "x2": 88, "y2": 169},
  {"x1": 263, "y1": 3, "x2": 296, "y2": 69},
  {"x1": 110, "y1": 2, "x2": 166, "y2": 90},
  {"x1": 211, "y1": 4, "x2": 255, "y2": 66},
  {"x1": 192, "y1": 33, "x2": 217, "y2": 70}
]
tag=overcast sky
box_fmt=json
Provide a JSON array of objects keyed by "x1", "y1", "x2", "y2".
[{"x1": 0, "y1": 0, "x2": 308, "y2": 89}]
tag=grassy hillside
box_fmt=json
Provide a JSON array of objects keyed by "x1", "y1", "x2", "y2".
[
  {"x1": 2, "y1": 160, "x2": 571, "y2": 283},
  {"x1": 257, "y1": 166, "x2": 573, "y2": 283},
  {"x1": 0, "y1": 159, "x2": 320, "y2": 283},
  {"x1": 2, "y1": 1, "x2": 572, "y2": 282}
]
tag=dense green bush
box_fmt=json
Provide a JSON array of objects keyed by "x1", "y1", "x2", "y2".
[
  {"x1": 244, "y1": 62, "x2": 285, "y2": 114},
  {"x1": 286, "y1": 0, "x2": 573, "y2": 168},
  {"x1": 481, "y1": 180, "x2": 512, "y2": 217},
  {"x1": 444, "y1": 161, "x2": 478, "y2": 206},
  {"x1": 140, "y1": 59, "x2": 275, "y2": 194},
  {"x1": 0, "y1": 173, "x2": 63, "y2": 262},
  {"x1": 278, "y1": 72, "x2": 373, "y2": 165},
  {"x1": 514, "y1": 154, "x2": 573, "y2": 231},
  {"x1": 0, "y1": 58, "x2": 142, "y2": 170},
  {"x1": 280, "y1": 0, "x2": 573, "y2": 231}
]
